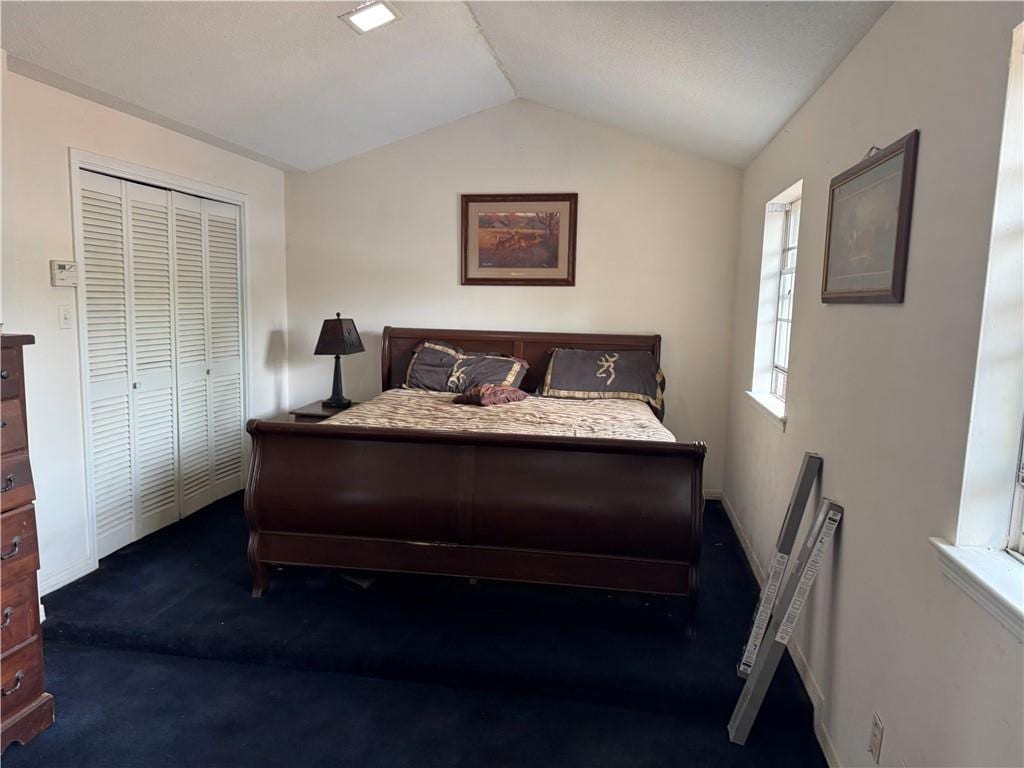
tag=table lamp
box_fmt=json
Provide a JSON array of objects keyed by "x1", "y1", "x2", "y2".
[{"x1": 314, "y1": 313, "x2": 364, "y2": 409}]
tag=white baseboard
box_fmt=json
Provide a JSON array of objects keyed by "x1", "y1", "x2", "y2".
[
  {"x1": 719, "y1": 493, "x2": 764, "y2": 582},
  {"x1": 719, "y1": 492, "x2": 841, "y2": 768},
  {"x1": 39, "y1": 555, "x2": 97, "y2": 597},
  {"x1": 704, "y1": 489, "x2": 723, "y2": 501}
]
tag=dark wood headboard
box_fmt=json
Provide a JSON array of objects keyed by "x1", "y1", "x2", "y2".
[{"x1": 381, "y1": 326, "x2": 661, "y2": 393}]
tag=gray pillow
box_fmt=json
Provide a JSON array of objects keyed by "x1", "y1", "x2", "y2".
[
  {"x1": 404, "y1": 340, "x2": 463, "y2": 391},
  {"x1": 447, "y1": 354, "x2": 528, "y2": 393},
  {"x1": 540, "y1": 348, "x2": 665, "y2": 419}
]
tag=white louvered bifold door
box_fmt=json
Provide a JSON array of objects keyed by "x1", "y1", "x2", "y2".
[
  {"x1": 79, "y1": 170, "x2": 134, "y2": 558},
  {"x1": 172, "y1": 192, "x2": 213, "y2": 516},
  {"x1": 206, "y1": 200, "x2": 244, "y2": 499},
  {"x1": 127, "y1": 181, "x2": 180, "y2": 539},
  {"x1": 78, "y1": 171, "x2": 245, "y2": 558}
]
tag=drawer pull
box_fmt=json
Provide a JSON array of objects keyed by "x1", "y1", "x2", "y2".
[
  {"x1": 2, "y1": 671, "x2": 23, "y2": 696},
  {"x1": 0, "y1": 607, "x2": 11, "y2": 629},
  {"x1": 1, "y1": 420, "x2": 6, "y2": 428},
  {"x1": 0, "y1": 370, "x2": 7, "y2": 380},
  {"x1": 0, "y1": 536, "x2": 21, "y2": 560},
  {"x1": 0, "y1": 474, "x2": 15, "y2": 493}
]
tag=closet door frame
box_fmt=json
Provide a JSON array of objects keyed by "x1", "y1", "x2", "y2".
[{"x1": 70, "y1": 149, "x2": 252, "y2": 576}]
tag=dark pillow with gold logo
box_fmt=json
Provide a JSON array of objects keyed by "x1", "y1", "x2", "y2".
[
  {"x1": 447, "y1": 354, "x2": 528, "y2": 393},
  {"x1": 540, "y1": 348, "x2": 665, "y2": 419},
  {"x1": 453, "y1": 384, "x2": 529, "y2": 406},
  {"x1": 404, "y1": 340, "x2": 463, "y2": 391}
]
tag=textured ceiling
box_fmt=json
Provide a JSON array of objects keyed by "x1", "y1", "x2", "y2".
[
  {"x1": 1, "y1": 1, "x2": 888, "y2": 171},
  {"x1": 470, "y1": 2, "x2": 889, "y2": 167},
  {"x1": 1, "y1": 1, "x2": 514, "y2": 171}
]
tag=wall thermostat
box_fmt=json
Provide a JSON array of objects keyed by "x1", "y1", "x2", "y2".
[{"x1": 50, "y1": 260, "x2": 79, "y2": 287}]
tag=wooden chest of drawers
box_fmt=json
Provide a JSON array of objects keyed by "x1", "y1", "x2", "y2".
[{"x1": 0, "y1": 334, "x2": 54, "y2": 752}]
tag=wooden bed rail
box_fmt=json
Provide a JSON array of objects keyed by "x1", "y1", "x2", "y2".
[{"x1": 244, "y1": 418, "x2": 705, "y2": 633}]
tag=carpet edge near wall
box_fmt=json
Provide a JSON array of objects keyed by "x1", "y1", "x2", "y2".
[{"x1": 718, "y1": 492, "x2": 841, "y2": 768}]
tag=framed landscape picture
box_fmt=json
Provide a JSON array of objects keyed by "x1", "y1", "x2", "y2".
[
  {"x1": 822, "y1": 130, "x2": 919, "y2": 303},
  {"x1": 461, "y1": 193, "x2": 577, "y2": 286}
]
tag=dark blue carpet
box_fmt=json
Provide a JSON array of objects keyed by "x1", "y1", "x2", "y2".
[{"x1": 5, "y1": 495, "x2": 826, "y2": 767}]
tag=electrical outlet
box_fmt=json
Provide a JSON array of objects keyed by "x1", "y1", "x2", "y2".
[
  {"x1": 58, "y1": 305, "x2": 74, "y2": 330},
  {"x1": 868, "y1": 712, "x2": 884, "y2": 764}
]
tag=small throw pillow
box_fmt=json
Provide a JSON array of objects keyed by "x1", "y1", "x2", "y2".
[
  {"x1": 540, "y1": 348, "x2": 666, "y2": 419},
  {"x1": 447, "y1": 354, "x2": 528, "y2": 393},
  {"x1": 405, "y1": 340, "x2": 463, "y2": 391},
  {"x1": 453, "y1": 384, "x2": 529, "y2": 407}
]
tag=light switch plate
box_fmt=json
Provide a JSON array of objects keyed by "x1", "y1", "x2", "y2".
[{"x1": 58, "y1": 305, "x2": 73, "y2": 330}]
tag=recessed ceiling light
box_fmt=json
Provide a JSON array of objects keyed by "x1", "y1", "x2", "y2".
[{"x1": 341, "y1": 1, "x2": 399, "y2": 34}]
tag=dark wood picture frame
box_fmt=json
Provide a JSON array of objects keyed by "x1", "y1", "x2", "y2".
[
  {"x1": 461, "y1": 193, "x2": 578, "y2": 286},
  {"x1": 822, "y1": 130, "x2": 919, "y2": 303}
]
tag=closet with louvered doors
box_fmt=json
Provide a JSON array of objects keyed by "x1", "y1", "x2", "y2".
[
  {"x1": 77, "y1": 170, "x2": 245, "y2": 559},
  {"x1": 171, "y1": 192, "x2": 244, "y2": 515}
]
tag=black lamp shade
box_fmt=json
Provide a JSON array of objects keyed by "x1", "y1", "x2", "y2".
[{"x1": 315, "y1": 314, "x2": 364, "y2": 356}]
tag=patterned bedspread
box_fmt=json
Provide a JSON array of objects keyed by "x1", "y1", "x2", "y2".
[{"x1": 321, "y1": 388, "x2": 676, "y2": 442}]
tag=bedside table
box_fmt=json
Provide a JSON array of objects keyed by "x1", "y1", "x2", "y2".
[{"x1": 288, "y1": 400, "x2": 357, "y2": 423}]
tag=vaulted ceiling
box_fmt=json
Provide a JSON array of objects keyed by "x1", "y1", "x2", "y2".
[{"x1": 1, "y1": 1, "x2": 888, "y2": 171}]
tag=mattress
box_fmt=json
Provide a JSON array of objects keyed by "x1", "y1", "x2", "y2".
[{"x1": 321, "y1": 388, "x2": 676, "y2": 442}]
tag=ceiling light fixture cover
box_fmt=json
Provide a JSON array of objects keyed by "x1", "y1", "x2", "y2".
[{"x1": 341, "y1": 1, "x2": 399, "y2": 34}]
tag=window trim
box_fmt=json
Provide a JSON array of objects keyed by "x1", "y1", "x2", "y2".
[
  {"x1": 769, "y1": 201, "x2": 799, "y2": 402},
  {"x1": 935, "y1": 23, "x2": 1024, "y2": 640},
  {"x1": 749, "y1": 179, "x2": 803, "y2": 418},
  {"x1": 1009, "y1": 422, "x2": 1024, "y2": 557},
  {"x1": 955, "y1": 23, "x2": 1023, "y2": 550},
  {"x1": 930, "y1": 538, "x2": 1024, "y2": 642}
]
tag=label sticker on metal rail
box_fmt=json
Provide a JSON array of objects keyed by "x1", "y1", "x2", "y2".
[
  {"x1": 774, "y1": 508, "x2": 842, "y2": 645},
  {"x1": 738, "y1": 552, "x2": 789, "y2": 674}
]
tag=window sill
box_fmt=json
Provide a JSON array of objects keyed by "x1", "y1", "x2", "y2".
[
  {"x1": 930, "y1": 538, "x2": 1024, "y2": 642},
  {"x1": 745, "y1": 390, "x2": 787, "y2": 431}
]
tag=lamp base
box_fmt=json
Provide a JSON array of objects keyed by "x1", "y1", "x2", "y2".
[
  {"x1": 321, "y1": 396, "x2": 352, "y2": 410},
  {"x1": 323, "y1": 354, "x2": 350, "y2": 410}
]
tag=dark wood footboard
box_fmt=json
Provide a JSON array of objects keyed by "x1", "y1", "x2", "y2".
[{"x1": 244, "y1": 419, "x2": 706, "y2": 627}]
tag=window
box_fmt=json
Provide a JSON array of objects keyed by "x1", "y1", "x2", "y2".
[
  {"x1": 956, "y1": 21, "x2": 1023, "y2": 552},
  {"x1": 932, "y1": 23, "x2": 1023, "y2": 641},
  {"x1": 770, "y1": 199, "x2": 800, "y2": 400},
  {"x1": 748, "y1": 180, "x2": 802, "y2": 422}
]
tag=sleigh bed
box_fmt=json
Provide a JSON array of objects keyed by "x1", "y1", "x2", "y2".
[{"x1": 244, "y1": 327, "x2": 706, "y2": 630}]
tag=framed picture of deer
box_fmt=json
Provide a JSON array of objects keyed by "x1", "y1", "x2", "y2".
[
  {"x1": 461, "y1": 193, "x2": 577, "y2": 286},
  {"x1": 821, "y1": 130, "x2": 919, "y2": 303}
]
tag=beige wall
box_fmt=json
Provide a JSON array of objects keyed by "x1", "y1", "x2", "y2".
[
  {"x1": 1, "y1": 61, "x2": 289, "y2": 593},
  {"x1": 5, "y1": 7, "x2": 1020, "y2": 762},
  {"x1": 723, "y1": 4, "x2": 1024, "y2": 767},
  {"x1": 285, "y1": 99, "x2": 741, "y2": 491}
]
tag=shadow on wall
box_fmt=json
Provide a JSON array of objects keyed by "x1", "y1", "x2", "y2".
[
  {"x1": 264, "y1": 329, "x2": 288, "y2": 413},
  {"x1": 353, "y1": 330, "x2": 382, "y2": 397},
  {"x1": 284, "y1": 324, "x2": 382, "y2": 407}
]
